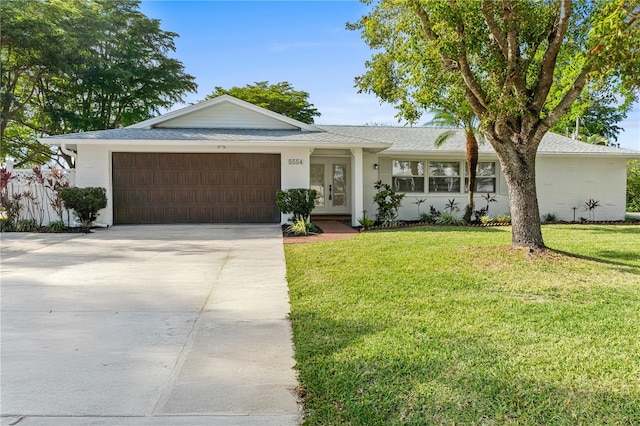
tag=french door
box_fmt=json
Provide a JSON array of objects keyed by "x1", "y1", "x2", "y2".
[{"x1": 310, "y1": 158, "x2": 349, "y2": 214}]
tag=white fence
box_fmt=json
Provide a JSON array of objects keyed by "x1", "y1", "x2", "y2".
[{"x1": 1, "y1": 158, "x2": 76, "y2": 226}]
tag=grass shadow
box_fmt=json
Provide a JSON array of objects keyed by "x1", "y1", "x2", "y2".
[
  {"x1": 577, "y1": 225, "x2": 640, "y2": 235},
  {"x1": 548, "y1": 248, "x2": 639, "y2": 274},
  {"x1": 371, "y1": 225, "x2": 507, "y2": 234}
]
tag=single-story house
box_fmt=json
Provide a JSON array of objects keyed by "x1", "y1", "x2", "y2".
[{"x1": 42, "y1": 95, "x2": 640, "y2": 226}]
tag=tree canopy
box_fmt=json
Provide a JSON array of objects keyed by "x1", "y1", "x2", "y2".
[
  {"x1": 351, "y1": 0, "x2": 640, "y2": 248},
  {"x1": 205, "y1": 81, "x2": 321, "y2": 124},
  {"x1": 1, "y1": 0, "x2": 197, "y2": 167},
  {"x1": 549, "y1": 87, "x2": 634, "y2": 143}
]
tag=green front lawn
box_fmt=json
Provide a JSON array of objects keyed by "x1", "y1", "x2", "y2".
[{"x1": 285, "y1": 225, "x2": 640, "y2": 425}]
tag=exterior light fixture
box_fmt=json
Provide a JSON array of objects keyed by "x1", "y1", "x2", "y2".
[{"x1": 373, "y1": 164, "x2": 379, "y2": 170}]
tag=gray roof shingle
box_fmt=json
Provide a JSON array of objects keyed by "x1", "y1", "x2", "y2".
[
  {"x1": 42, "y1": 125, "x2": 639, "y2": 156},
  {"x1": 319, "y1": 125, "x2": 640, "y2": 156}
]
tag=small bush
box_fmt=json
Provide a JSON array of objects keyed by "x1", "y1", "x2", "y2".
[
  {"x1": 436, "y1": 211, "x2": 465, "y2": 226},
  {"x1": 276, "y1": 188, "x2": 317, "y2": 222},
  {"x1": 542, "y1": 213, "x2": 558, "y2": 223},
  {"x1": 59, "y1": 187, "x2": 107, "y2": 231},
  {"x1": 473, "y1": 207, "x2": 488, "y2": 222},
  {"x1": 627, "y1": 160, "x2": 640, "y2": 212},
  {"x1": 286, "y1": 219, "x2": 309, "y2": 236},
  {"x1": 419, "y1": 212, "x2": 436, "y2": 223},
  {"x1": 494, "y1": 215, "x2": 511, "y2": 224},
  {"x1": 306, "y1": 222, "x2": 322, "y2": 234},
  {"x1": 583, "y1": 198, "x2": 600, "y2": 221},
  {"x1": 358, "y1": 215, "x2": 375, "y2": 229},
  {"x1": 373, "y1": 181, "x2": 405, "y2": 227},
  {"x1": 15, "y1": 219, "x2": 38, "y2": 232},
  {"x1": 444, "y1": 198, "x2": 460, "y2": 213},
  {"x1": 480, "y1": 215, "x2": 511, "y2": 225},
  {"x1": 0, "y1": 217, "x2": 14, "y2": 232},
  {"x1": 285, "y1": 219, "x2": 320, "y2": 236},
  {"x1": 46, "y1": 220, "x2": 67, "y2": 233}
]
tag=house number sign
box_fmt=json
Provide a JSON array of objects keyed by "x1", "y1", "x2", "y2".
[{"x1": 288, "y1": 159, "x2": 304, "y2": 165}]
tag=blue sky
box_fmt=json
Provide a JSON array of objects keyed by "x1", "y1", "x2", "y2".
[{"x1": 139, "y1": 0, "x2": 640, "y2": 150}]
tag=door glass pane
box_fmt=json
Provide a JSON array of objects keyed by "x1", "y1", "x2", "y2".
[
  {"x1": 333, "y1": 164, "x2": 347, "y2": 207},
  {"x1": 310, "y1": 164, "x2": 325, "y2": 207}
]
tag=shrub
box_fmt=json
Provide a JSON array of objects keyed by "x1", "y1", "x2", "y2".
[
  {"x1": 583, "y1": 198, "x2": 600, "y2": 221},
  {"x1": 358, "y1": 215, "x2": 375, "y2": 230},
  {"x1": 59, "y1": 187, "x2": 107, "y2": 231},
  {"x1": 627, "y1": 160, "x2": 640, "y2": 212},
  {"x1": 542, "y1": 213, "x2": 558, "y2": 223},
  {"x1": 15, "y1": 219, "x2": 38, "y2": 232},
  {"x1": 373, "y1": 180, "x2": 405, "y2": 227},
  {"x1": 276, "y1": 188, "x2": 317, "y2": 222},
  {"x1": 429, "y1": 205, "x2": 442, "y2": 218},
  {"x1": 45, "y1": 220, "x2": 67, "y2": 233},
  {"x1": 285, "y1": 219, "x2": 309, "y2": 236},
  {"x1": 473, "y1": 207, "x2": 488, "y2": 222},
  {"x1": 480, "y1": 215, "x2": 511, "y2": 225},
  {"x1": 494, "y1": 215, "x2": 511, "y2": 224},
  {"x1": 285, "y1": 218, "x2": 320, "y2": 236},
  {"x1": 0, "y1": 217, "x2": 14, "y2": 232},
  {"x1": 419, "y1": 212, "x2": 436, "y2": 223},
  {"x1": 436, "y1": 211, "x2": 465, "y2": 226},
  {"x1": 482, "y1": 193, "x2": 498, "y2": 214},
  {"x1": 306, "y1": 222, "x2": 321, "y2": 234},
  {"x1": 444, "y1": 198, "x2": 460, "y2": 213}
]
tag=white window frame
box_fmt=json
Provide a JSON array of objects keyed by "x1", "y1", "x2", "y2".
[
  {"x1": 464, "y1": 161, "x2": 497, "y2": 193},
  {"x1": 389, "y1": 159, "x2": 498, "y2": 195},
  {"x1": 427, "y1": 161, "x2": 462, "y2": 193},
  {"x1": 391, "y1": 160, "x2": 425, "y2": 193}
]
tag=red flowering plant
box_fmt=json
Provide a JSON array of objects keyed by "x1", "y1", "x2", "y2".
[{"x1": 0, "y1": 167, "x2": 20, "y2": 228}]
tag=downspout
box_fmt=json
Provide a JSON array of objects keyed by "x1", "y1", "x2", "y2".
[{"x1": 60, "y1": 144, "x2": 77, "y2": 167}]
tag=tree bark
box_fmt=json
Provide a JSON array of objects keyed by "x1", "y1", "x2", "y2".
[
  {"x1": 463, "y1": 132, "x2": 479, "y2": 223},
  {"x1": 494, "y1": 144, "x2": 545, "y2": 249}
]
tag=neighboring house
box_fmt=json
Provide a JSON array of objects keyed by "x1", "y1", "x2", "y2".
[{"x1": 41, "y1": 95, "x2": 640, "y2": 226}]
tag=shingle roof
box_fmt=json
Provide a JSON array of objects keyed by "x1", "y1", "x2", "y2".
[
  {"x1": 42, "y1": 127, "x2": 390, "y2": 148},
  {"x1": 42, "y1": 125, "x2": 639, "y2": 157},
  {"x1": 319, "y1": 125, "x2": 640, "y2": 156}
]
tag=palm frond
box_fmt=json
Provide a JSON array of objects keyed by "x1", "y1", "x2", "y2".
[{"x1": 433, "y1": 130, "x2": 458, "y2": 147}]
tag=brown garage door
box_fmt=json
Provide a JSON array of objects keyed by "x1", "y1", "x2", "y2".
[{"x1": 112, "y1": 153, "x2": 281, "y2": 224}]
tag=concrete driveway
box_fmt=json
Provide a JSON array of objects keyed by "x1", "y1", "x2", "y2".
[{"x1": 1, "y1": 225, "x2": 301, "y2": 425}]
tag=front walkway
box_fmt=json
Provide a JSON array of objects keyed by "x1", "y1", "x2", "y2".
[
  {"x1": 1, "y1": 225, "x2": 300, "y2": 425},
  {"x1": 283, "y1": 221, "x2": 358, "y2": 244}
]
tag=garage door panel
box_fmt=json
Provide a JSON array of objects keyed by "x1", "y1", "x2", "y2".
[
  {"x1": 133, "y1": 153, "x2": 158, "y2": 168},
  {"x1": 113, "y1": 153, "x2": 280, "y2": 224},
  {"x1": 154, "y1": 170, "x2": 178, "y2": 186}
]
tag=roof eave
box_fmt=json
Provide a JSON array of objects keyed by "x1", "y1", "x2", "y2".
[
  {"x1": 40, "y1": 138, "x2": 390, "y2": 150},
  {"x1": 536, "y1": 151, "x2": 640, "y2": 159}
]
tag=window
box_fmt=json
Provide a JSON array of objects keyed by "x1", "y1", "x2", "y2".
[
  {"x1": 389, "y1": 160, "x2": 497, "y2": 194},
  {"x1": 464, "y1": 162, "x2": 496, "y2": 193},
  {"x1": 392, "y1": 160, "x2": 424, "y2": 192},
  {"x1": 428, "y1": 161, "x2": 460, "y2": 193}
]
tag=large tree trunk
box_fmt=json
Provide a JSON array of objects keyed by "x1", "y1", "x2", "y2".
[
  {"x1": 494, "y1": 145, "x2": 545, "y2": 249},
  {"x1": 463, "y1": 132, "x2": 479, "y2": 223}
]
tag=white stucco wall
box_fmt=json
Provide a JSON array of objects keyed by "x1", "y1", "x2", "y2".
[
  {"x1": 76, "y1": 145, "x2": 113, "y2": 225},
  {"x1": 73, "y1": 143, "x2": 631, "y2": 227},
  {"x1": 536, "y1": 155, "x2": 628, "y2": 221},
  {"x1": 369, "y1": 154, "x2": 510, "y2": 222},
  {"x1": 280, "y1": 147, "x2": 313, "y2": 224},
  {"x1": 363, "y1": 153, "x2": 629, "y2": 223}
]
